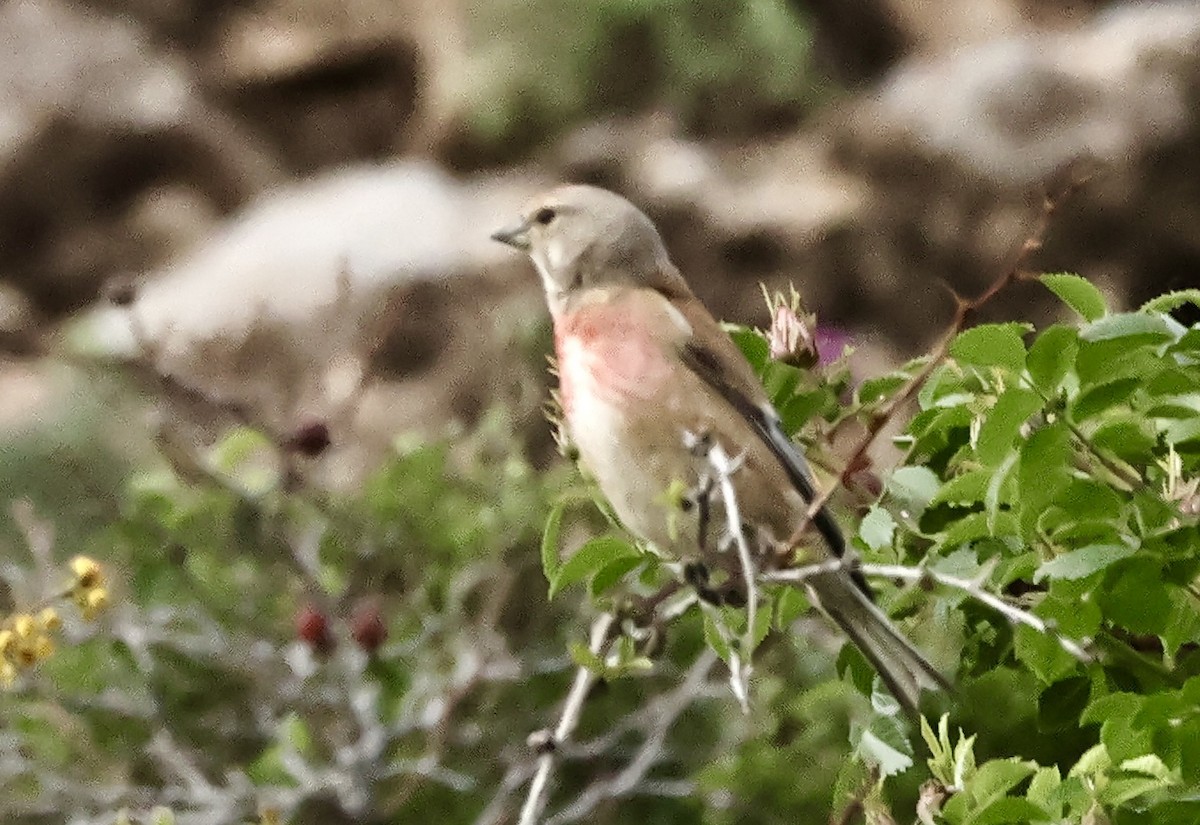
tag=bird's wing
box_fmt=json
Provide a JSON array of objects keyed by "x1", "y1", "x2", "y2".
[{"x1": 672, "y1": 296, "x2": 856, "y2": 570}]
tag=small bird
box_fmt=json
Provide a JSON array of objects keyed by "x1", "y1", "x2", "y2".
[{"x1": 492, "y1": 185, "x2": 945, "y2": 711}]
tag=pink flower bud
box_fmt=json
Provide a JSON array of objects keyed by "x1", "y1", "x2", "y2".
[{"x1": 768, "y1": 305, "x2": 818, "y2": 368}]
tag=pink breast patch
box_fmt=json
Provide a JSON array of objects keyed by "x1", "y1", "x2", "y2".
[{"x1": 555, "y1": 303, "x2": 671, "y2": 415}]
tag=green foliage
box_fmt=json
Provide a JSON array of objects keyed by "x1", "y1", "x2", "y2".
[
  {"x1": 542, "y1": 275, "x2": 1200, "y2": 822},
  {"x1": 5, "y1": 274, "x2": 1200, "y2": 824},
  {"x1": 461, "y1": 0, "x2": 816, "y2": 154}
]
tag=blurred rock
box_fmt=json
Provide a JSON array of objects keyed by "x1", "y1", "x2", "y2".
[
  {"x1": 551, "y1": 2, "x2": 1200, "y2": 349},
  {"x1": 5, "y1": 0, "x2": 1200, "y2": 459},
  {"x1": 74, "y1": 161, "x2": 548, "y2": 470},
  {"x1": 213, "y1": 37, "x2": 423, "y2": 173},
  {"x1": 0, "y1": 0, "x2": 279, "y2": 315},
  {"x1": 0, "y1": 284, "x2": 41, "y2": 356},
  {"x1": 831, "y1": 0, "x2": 1200, "y2": 337},
  {"x1": 862, "y1": 3, "x2": 1199, "y2": 188}
]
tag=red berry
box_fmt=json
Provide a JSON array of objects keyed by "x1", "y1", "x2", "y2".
[
  {"x1": 295, "y1": 604, "x2": 335, "y2": 654},
  {"x1": 285, "y1": 420, "x2": 331, "y2": 457},
  {"x1": 350, "y1": 600, "x2": 387, "y2": 654}
]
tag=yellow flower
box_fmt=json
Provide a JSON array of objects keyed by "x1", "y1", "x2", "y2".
[
  {"x1": 37, "y1": 607, "x2": 61, "y2": 633},
  {"x1": 0, "y1": 629, "x2": 12, "y2": 656},
  {"x1": 13, "y1": 614, "x2": 34, "y2": 639},
  {"x1": 0, "y1": 660, "x2": 15, "y2": 687},
  {"x1": 33, "y1": 634, "x2": 54, "y2": 661},
  {"x1": 70, "y1": 556, "x2": 103, "y2": 590},
  {"x1": 83, "y1": 588, "x2": 109, "y2": 621},
  {"x1": 15, "y1": 642, "x2": 38, "y2": 667}
]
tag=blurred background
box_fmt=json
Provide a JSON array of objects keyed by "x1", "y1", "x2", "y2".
[
  {"x1": 2, "y1": 0, "x2": 1200, "y2": 822},
  {"x1": 4, "y1": 0, "x2": 1200, "y2": 461}
]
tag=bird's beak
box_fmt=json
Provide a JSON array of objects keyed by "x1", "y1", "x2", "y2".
[{"x1": 490, "y1": 219, "x2": 532, "y2": 251}]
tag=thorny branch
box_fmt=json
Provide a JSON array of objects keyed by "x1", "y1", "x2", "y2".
[
  {"x1": 783, "y1": 167, "x2": 1095, "y2": 554},
  {"x1": 542, "y1": 650, "x2": 719, "y2": 825},
  {"x1": 517, "y1": 612, "x2": 616, "y2": 825}
]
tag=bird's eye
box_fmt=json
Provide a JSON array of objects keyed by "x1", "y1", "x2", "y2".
[{"x1": 532, "y1": 207, "x2": 557, "y2": 226}]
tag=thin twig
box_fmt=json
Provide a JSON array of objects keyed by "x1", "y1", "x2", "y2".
[
  {"x1": 518, "y1": 612, "x2": 616, "y2": 825},
  {"x1": 783, "y1": 170, "x2": 1093, "y2": 555},
  {"x1": 544, "y1": 650, "x2": 718, "y2": 825},
  {"x1": 762, "y1": 562, "x2": 1092, "y2": 661},
  {"x1": 706, "y1": 442, "x2": 757, "y2": 713},
  {"x1": 1021, "y1": 376, "x2": 1143, "y2": 490}
]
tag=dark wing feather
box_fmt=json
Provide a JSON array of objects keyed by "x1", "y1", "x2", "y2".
[{"x1": 680, "y1": 339, "x2": 872, "y2": 597}]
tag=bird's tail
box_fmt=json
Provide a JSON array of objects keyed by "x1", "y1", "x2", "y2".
[{"x1": 808, "y1": 571, "x2": 949, "y2": 714}]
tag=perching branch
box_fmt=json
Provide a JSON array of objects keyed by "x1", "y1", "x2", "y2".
[
  {"x1": 762, "y1": 561, "x2": 1093, "y2": 662},
  {"x1": 702, "y1": 439, "x2": 758, "y2": 713}
]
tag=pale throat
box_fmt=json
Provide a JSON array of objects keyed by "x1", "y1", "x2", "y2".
[{"x1": 531, "y1": 239, "x2": 581, "y2": 317}]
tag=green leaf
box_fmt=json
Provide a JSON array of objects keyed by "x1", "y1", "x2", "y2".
[
  {"x1": 920, "y1": 715, "x2": 945, "y2": 763},
  {"x1": 939, "y1": 510, "x2": 1018, "y2": 547},
  {"x1": 589, "y1": 554, "x2": 644, "y2": 597},
  {"x1": 1120, "y1": 754, "x2": 1173, "y2": 781},
  {"x1": 1140, "y1": 288, "x2": 1200, "y2": 314},
  {"x1": 541, "y1": 501, "x2": 567, "y2": 582},
  {"x1": 1079, "y1": 312, "x2": 1178, "y2": 344},
  {"x1": 968, "y1": 758, "x2": 1038, "y2": 809},
  {"x1": 780, "y1": 389, "x2": 828, "y2": 434},
  {"x1": 856, "y1": 720, "x2": 913, "y2": 777},
  {"x1": 1091, "y1": 417, "x2": 1158, "y2": 462},
  {"x1": 858, "y1": 372, "x2": 910, "y2": 406},
  {"x1": 761, "y1": 360, "x2": 803, "y2": 403},
  {"x1": 1143, "y1": 393, "x2": 1200, "y2": 419},
  {"x1": 773, "y1": 587, "x2": 809, "y2": 629},
  {"x1": 950, "y1": 323, "x2": 1033, "y2": 373},
  {"x1": 985, "y1": 451, "x2": 1018, "y2": 534},
  {"x1": 725, "y1": 324, "x2": 769, "y2": 371},
  {"x1": 280, "y1": 712, "x2": 314, "y2": 755},
  {"x1": 1040, "y1": 273, "x2": 1107, "y2": 321},
  {"x1": 1165, "y1": 415, "x2": 1200, "y2": 447},
  {"x1": 149, "y1": 808, "x2": 177, "y2": 825},
  {"x1": 858, "y1": 506, "x2": 896, "y2": 553},
  {"x1": 969, "y1": 797, "x2": 1049, "y2": 825},
  {"x1": 1162, "y1": 589, "x2": 1200, "y2": 658},
  {"x1": 1017, "y1": 422, "x2": 1072, "y2": 539},
  {"x1": 1034, "y1": 544, "x2": 1135, "y2": 583},
  {"x1": 930, "y1": 468, "x2": 993, "y2": 507},
  {"x1": 1014, "y1": 624, "x2": 1078, "y2": 684},
  {"x1": 702, "y1": 610, "x2": 732, "y2": 663},
  {"x1": 1098, "y1": 560, "x2": 1172, "y2": 636},
  {"x1": 568, "y1": 640, "x2": 606, "y2": 672},
  {"x1": 549, "y1": 536, "x2": 639, "y2": 599},
  {"x1": 1026, "y1": 765, "x2": 1062, "y2": 814},
  {"x1": 1081, "y1": 692, "x2": 1142, "y2": 725},
  {"x1": 1169, "y1": 328, "x2": 1200, "y2": 356},
  {"x1": 1074, "y1": 337, "x2": 1164, "y2": 388},
  {"x1": 1026, "y1": 325, "x2": 1079, "y2": 393},
  {"x1": 750, "y1": 596, "x2": 773, "y2": 653},
  {"x1": 888, "y1": 466, "x2": 942, "y2": 515},
  {"x1": 976, "y1": 388, "x2": 1042, "y2": 465},
  {"x1": 1100, "y1": 775, "x2": 1172, "y2": 807},
  {"x1": 1070, "y1": 377, "x2": 1140, "y2": 421}
]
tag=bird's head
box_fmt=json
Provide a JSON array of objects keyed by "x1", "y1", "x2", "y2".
[{"x1": 491, "y1": 185, "x2": 687, "y2": 315}]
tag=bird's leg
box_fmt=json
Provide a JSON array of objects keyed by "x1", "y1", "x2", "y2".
[
  {"x1": 708, "y1": 525, "x2": 762, "y2": 608},
  {"x1": 683, "y1": 473, "x2": 715, "y2": 556},
  {"x1": 682, "y1": 559, "x2": 723, "y2": 606},
  {"x1": 681, "y1": 428, "x2": 730, "y2": 605}
]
